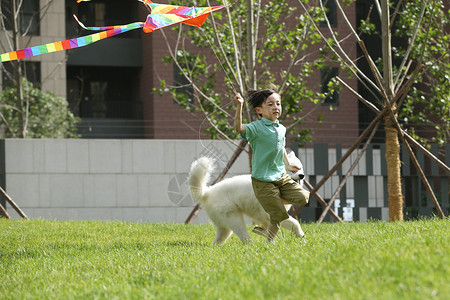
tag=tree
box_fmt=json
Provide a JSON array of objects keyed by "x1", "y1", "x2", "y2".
[
  {"x1": 0, "y1": 78, "x2": 79, "y2": 138},
  {"x1": 298, "y1": 0, "x2": 449, "y2": 221},
  {"x1": 393, "y1": 0, "x2": 450, "y2": 145},
  {"x1": 156, "y1": 0, "x2": 448, "y2": 222},
  {"x1": 0, "y1": 0, "x2": 76, "y2": 138},
  {"x1": 155, "y1": 0, "x2": 331, "y2": 145}
]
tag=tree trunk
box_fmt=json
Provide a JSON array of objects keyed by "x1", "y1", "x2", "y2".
[
  {"x1": 385, "y1": 115, "x2": 403, "y2": 221},
  {"x1": 246, "y1": 0, "x2": 256, "y2": 90},
  {"x1": 381, "y1": 0, "x2": 403, "y2": 221},
  {"x1": 10, "y1": 0, "x2": 26, "y2": 138}
]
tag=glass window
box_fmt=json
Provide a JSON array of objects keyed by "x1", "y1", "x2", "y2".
[
  {"x1": 319, "y1": 0, "x2": 337, "y2": 28},
  {"x1": 67, "y1": 66, "x2": 141, "y2": 119},
  {"x1": 89, "y1": 81, "x2": 108, "y2": 118},
  {"x1": 94, "y1": 3, "x2": 106, "y2": 26},
  {"x1": 20, "y1": 0, "x2": 40, "y2": 36},
  {"x1": 1, "y1": 61, "x2": 41, "y2": 87},
  {"x1": 1, "y1": 0, "x2": 40, "y2": 36},
  {"x1": 173, "y1": 64, "x2": 193, "y2": 104},
  {"x1": 321, "y1": 67, "x2": 339, "y2": 106},
  {"x1": 68, "y1": 0, "x2": 138, "y2": 38}
]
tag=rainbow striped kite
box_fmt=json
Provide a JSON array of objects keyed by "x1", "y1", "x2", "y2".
[{"x1": 0, "y1": 1, "x2": 230, "y2": 63}]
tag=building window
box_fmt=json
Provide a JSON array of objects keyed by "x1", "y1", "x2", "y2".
[
  {"x1": 319, "y1": 0, "x2": 337, "y2": 28},
  {"x1": 88, "y1": 81, "x2": 108, "y2": 118},
  {"x1": 321, "y1": 67, "x2": 339, "y2": 106},
  {"x1": 67, "y1": 66, "x2": 141, "y2": 119},
  {"x1": 173, "y1": 64, "x2": 193, "y2": 104},
  {"x1": 68, "y1": 0, "x2": 138, "y2": 38},
  {"x1": 1, "y1": 61, "x2": 41, "y2": 87},
  {"x1": 93, "y1": 3, "x2": 106, "y2": 26},
  {"x1": 2, "y1": 0, "x2": 40, "y2": 36}
]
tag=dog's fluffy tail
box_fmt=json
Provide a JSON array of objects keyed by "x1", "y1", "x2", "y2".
[{"x1": 188, "y1": 157, "x2": 214, "y2": 204}]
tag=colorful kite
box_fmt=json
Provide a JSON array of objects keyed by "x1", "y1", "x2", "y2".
[{"x1": 0, "y1": 1, "x2": 230, "y2": 63}]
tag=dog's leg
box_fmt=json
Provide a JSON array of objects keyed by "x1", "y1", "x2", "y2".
[
  {"x1": 280, "y1": 216, "x2": 305, "y2": 237},
  {"x1": 226, "y1": 214, "x2": 252, "y2": 243},
  {"x1": 212, "y1": 227, "x2": 232, "y2": 244}
]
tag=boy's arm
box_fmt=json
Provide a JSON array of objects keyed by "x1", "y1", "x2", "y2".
[
  {"x1": 283, "y1": 148, "x2": 300, "y2": 173},
  {"x1": 234, "y1": 93, "x2": 246, "y2": 134}
]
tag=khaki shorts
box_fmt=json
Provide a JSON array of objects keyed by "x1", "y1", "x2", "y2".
[{"x1": 252, "y1": 173, "x2": 310, "y2": 224}]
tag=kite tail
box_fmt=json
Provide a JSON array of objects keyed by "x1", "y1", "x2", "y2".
[
  {"x1": 138, "y1": 0, "x2": 153, "y2": 6},
  {"x1": 0, "y1": 23, "x2": 143, "y2": 63},
  {"x1": 73, "y1": 15, "x2": 144, "y2": 31}
]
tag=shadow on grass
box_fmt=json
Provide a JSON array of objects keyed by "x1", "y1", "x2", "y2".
[{"x1": 164, "y1": 240, "x2": 210, "y2": 247}]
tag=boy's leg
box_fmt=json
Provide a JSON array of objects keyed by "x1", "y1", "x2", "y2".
[
  {"x1": 267, "y1": 223, "x2": 280, "y2": 242},
  {"x1": 251, "y1": 178, "x2": 289, "y2": 225},
  {"x1": 252, "y1": 226, "x2": 267, "y2": 237},
  {"x1": 276, "y1": 173, "x2": 310, "y2": 205},
  {"x1": 252, "y1": 224, "x2": 282, "y2": 242}
]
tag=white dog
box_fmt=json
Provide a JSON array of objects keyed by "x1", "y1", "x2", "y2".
[{"x1": 188, "y1": 151, "x2": 306, "y2": 244}]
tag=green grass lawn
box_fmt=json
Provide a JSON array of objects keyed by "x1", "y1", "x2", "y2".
[{"x1": 1, "y1": 218, "x2": 449, "y2": 299}]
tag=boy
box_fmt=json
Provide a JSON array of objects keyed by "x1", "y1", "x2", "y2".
[{"x1": 234, "y1": 89, "x2": 310, "y2": 242}]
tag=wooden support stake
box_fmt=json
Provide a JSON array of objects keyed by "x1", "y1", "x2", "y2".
[
  {"x1": 0, "y1": 186, "x2": 28, "y2": 219},
  {"x1": 0, "y1": 202, "x2": 10, "y2": 219},
  {"x1": 399, "y1": 132, "x2": 445, "y2": 219},
  {"x1": 317, "y1": 123, "x2": 379, "y2": 224},
  {"x1": 404, "y1": 133, "x2": 450, "y2": 174},
  {"x1": 299, "y1": 180, "x2": 343, "y2": 222},
  {"x1": 338, "y1": 76, "x2": 449, "y2": 174},
  {"x1": 293, "y1": 111, "x2": 385, "y2": 217},
  {"x1": 185, "y1": 139, "x2": 248, "y2": 224}
]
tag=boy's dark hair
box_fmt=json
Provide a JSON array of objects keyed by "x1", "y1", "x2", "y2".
[{"x1": 247, "y1": 88, "x2": 278, "y2": 109}]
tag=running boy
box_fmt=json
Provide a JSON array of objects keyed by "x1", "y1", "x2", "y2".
[{"x1": 234, "y1": 88, "x2": 310, "y2": 242}]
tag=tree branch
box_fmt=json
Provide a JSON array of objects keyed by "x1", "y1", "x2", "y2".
[
  {"x1": 336, "y1": 76, "x2": 379, "y2": 114},
  {"x1": 160, "y1": 29, "x2": 232, "y2": 118},
  {"x1": 206, "y1": 0, "x2": 241, "y2": 93},
  {"x1": 298, "y1": 0, "x2": 381, "y2": 97},
  {"x1": 196, "y1": 94, "x2": 249, "y2": 151},
  {"x1": 393, "y1": 0, "x2": 429, "y2": 87}
]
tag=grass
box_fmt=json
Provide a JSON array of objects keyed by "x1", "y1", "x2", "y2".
[{"x1": 0, "y1": 218, "x2": 449, "y2": 299}]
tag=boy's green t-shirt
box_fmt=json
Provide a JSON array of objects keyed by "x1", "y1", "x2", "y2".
[{"x1": 241, "y1": 117, "x2": 286, "y2": 182}]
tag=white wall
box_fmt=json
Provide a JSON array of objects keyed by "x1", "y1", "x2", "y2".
[
  {"x1": 4, "y1": 139, "x2": 250, "y2": 223},
  {"x1": 4, "y1": 139, "x2": 392, "y2": 223}
]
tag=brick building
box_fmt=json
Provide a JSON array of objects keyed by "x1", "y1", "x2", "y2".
[{"x1": 1, "y1": 0, "x2": 368, "y2": 145}]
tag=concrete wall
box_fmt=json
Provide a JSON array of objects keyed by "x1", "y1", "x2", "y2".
[
  {"x1": 4, "y1": 139, "x2": 250, "y2": 223},
  {"x1": 4, "y1": 139, "x2": 447, "y2": 223}
]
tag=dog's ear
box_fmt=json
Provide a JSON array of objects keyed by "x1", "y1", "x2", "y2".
[
  {"x1": 286, "y1": 150, "x2": 306, "y2": 182},
  {"x1": 287, "y1": 151, "x2": 303, "y2": 168}
]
